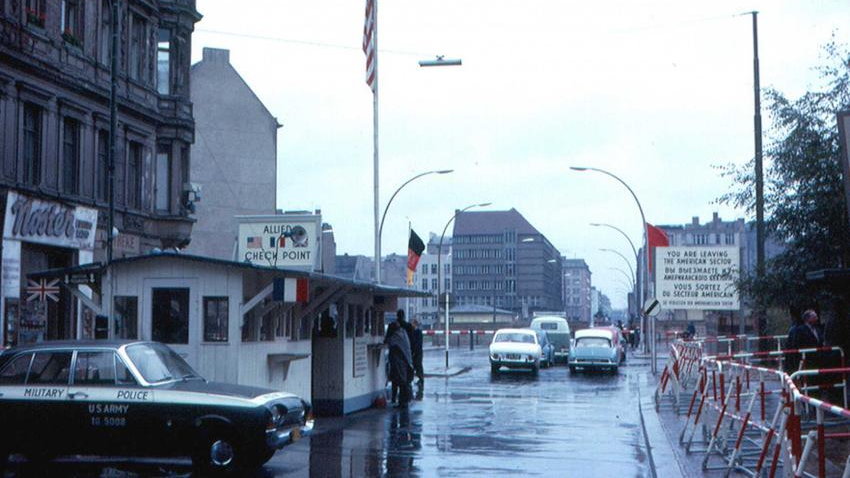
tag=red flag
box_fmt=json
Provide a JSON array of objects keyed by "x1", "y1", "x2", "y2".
[
  {"x1": 362, "y1": 0, "x2": 376, "y2": 92},
  {"x1": 647, "y1": 223, "x2": 669, "y2": 272},
  {"x1": 406, "y1": 230, "x2": 425, "y2": 285}
]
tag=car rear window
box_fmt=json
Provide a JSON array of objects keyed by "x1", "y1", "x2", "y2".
[
  {"x1": 576, "y1": 337, "x2": 611, "y2": 348},
  {"x1": 494, "y1": 333, "x2": 535, "y2": 344},
  {"x1": 539, "y1": 322, "x2": 558, "y2": 330}
]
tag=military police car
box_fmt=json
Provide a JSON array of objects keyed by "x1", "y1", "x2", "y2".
[{"x1": 0, "y1": 340, "x2": 313, "y2": 473}]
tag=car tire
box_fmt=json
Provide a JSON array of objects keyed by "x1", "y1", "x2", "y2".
[
  {"x1": 569, "y1": 365, "x2": 576, "y2": 373},
  {"x1": 532, "y1": 363, "x2": 539, "y2": 375},
  {"x1": 490, "y1": 363, "x2": 500, "y2": 374},
  {"x1": 612, "y1": 366, "x2": 619, "y2": 374},
  {"x1": 193, "y1": 426, "x2": 245, "y2": 475}
]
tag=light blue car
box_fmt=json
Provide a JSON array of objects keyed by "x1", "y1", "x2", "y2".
[{"x1": 568, "y1": 328, "x2": 621, "y2": 373}]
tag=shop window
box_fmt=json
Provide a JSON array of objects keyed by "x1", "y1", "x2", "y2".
[
  {"x1": 74, "y1": 351, "x2": 117, "y2": 385},
  {"x1": 62, "y1": 117, "x2": 80, "y2": 194},
  {"x1": 61, "y1": 0, "x2": 83, "y2": 47},
  {"x1": 155, "y1": 146, "x2": 171, "y2": 212},
  {"x1": 151, "y1": 288, "x2": 189, "y2": 344},
  {"x1": 0, "y1": 353, "x2": 33, "y2": 384},
  {"x1": 28, "y1": 352, "x2": 72, "y2": 385},
  {"x1": 157, "y1": 28, "x2": 171, "y2": 94},
  {"x1": 203, "y1": 297, "x2": 228, "y2": 342},
  {"x1": 113, "y1": 296, "x2": 138, "y2": 339},
  {"x1": 22, "y1": 103, "x2": 42, "y2": 186}
]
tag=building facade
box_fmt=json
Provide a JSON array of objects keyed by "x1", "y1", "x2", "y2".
[
  {"x1": 452, "y1": 208, "x2": 562, "y2": 318},
  {"x1": 562, "y1": 258, "x2": 591, "y2": 322},
  {"x1": 184, "y1": 47, "x2": 279, "y2": 260},
  {"x1": 0, "y1": 0, "x2": 201, "y2": 346}
]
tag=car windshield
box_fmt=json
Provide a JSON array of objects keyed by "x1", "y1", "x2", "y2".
[
  {"x1": 125, "y1": 343, "x2": 200, "y2": 384},
  {"x1": 576, "y1": 337, "x2": 611, "y2": 348},
  {"x1": 539, "y1": 322, "x2": 559, "y2": 330},
  {"x1": 494, "y1": 333, "x2": 535, "y2": 344}
]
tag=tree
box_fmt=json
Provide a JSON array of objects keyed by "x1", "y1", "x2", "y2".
[{"x1": 717, "y1": 41, "x2": 850, "y2": 313}]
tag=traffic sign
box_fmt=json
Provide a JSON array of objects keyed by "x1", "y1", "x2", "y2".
[{"x1": 643, "y1": 298, "x2": 661, "y2": 317}]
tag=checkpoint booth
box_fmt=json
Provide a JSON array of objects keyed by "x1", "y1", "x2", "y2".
[{"x1": 29, "y1": 252, "x2": 424, "y2": 416}]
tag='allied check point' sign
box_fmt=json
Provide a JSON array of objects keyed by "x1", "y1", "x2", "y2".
[{"x1": 655, "y1": 246, "x2": 740, "y2": 310}]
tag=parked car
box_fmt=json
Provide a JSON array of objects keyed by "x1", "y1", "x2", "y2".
[
  {"x1": 530, "y1": 316, "x2": 571, "y2": 363},
  {"x1": 489, "y1": 328, "x2": 543, "y2": 374},
  {"x1": 0, "y1": 340, "x2": 314, "y2": 473},
  {"x1": 534, "y1": 330, "x2": 555, "y2": 368},
  {"x1": 569, "y1": 328, "x2": 621, "y2": 373}
]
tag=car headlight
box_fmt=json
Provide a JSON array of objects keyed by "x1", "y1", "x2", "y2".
[{"x1": 267, "y1": 404, "x2": 284, "y2": 428}]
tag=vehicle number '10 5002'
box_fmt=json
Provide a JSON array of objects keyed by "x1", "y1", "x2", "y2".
[{"x1": 91, "y1": 416, "x2": 126, "y2": 427}]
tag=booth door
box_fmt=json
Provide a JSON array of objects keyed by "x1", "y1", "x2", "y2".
[{"x1": 142, "y1": 279, "x2": 199, "y2": 367}]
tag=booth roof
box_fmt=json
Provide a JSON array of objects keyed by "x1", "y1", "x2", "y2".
[{"x1": 28, "y1": 251, "x2": 429, "y2": 298}]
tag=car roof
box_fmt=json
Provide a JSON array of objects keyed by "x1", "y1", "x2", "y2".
[
  {"x1": 494, "y1": 328, "x2": 535, "y2": 335},
  {"x1": 574, "y1": 328, "x2": 614, "y2": 339},
  {"x1": 531, "y1": 316, "x2": 567, "y2": 323},
  {"x1": 3, "y1": 340, "x2": 150, "y2": 353}
]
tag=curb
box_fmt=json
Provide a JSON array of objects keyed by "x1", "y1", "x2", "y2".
[
  {"x1": 424, "y1": 366, "x2": 471, "y2": 378},
  {"x1": 638, "y1": 376, "x2": 688, "y2": 478}
]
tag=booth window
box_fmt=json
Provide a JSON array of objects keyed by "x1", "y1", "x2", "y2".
[
  {"x1": 355, "y1": 306, "x2": 364, "y2": 337},
  {"x1": 152, "y1": 288, "x2": 189, "y2": 344},
  {"x1": 261, "y1": 311, "x2": 275, "y2": 341},
  {"x1": 203, "y1": 297, "x2": 228, "y2": 342},
  {"x1": 113, "y1": 296, "x2": 138, "y2": 339},
  {"x1": 299, "y1": 314, "x2": 311, "y2": 340}
]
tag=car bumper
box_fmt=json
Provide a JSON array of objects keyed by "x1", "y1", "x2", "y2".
[
  {"x1": 554, "y1": 351, "x2": 570, "y2": 359},
  {"x1": 491, "y1": 359, "x2": 536, "y2": 368},
  {"x1": 266, "y1": 419, "x2": 315, "y2": 450},
  {"x1": 569, "y1": 359, "x2": 616, "y2": 369}
]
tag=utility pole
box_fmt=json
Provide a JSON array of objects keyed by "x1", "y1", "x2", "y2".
[{"x1": 751, "y1": 11, "x2": 766, "y2": 337}]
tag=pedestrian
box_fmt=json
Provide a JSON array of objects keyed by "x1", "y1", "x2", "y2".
[
  {"x1": 384, "y1": 310, "x2": 414, "y2": 407},
  {"x1": 411, "y1": 319, "x2": 424, "y2": 386},
  {"x1": 633, "y1": 327, "x2": 640, "y2": 350},
  {"x1": 787, "y1": 309, "x2": 824, "y2": 373},
  {"x1": 686, "y1": 322, "x2": 696, "y2": 340}
]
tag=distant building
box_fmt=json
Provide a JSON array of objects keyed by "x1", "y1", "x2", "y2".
[
  {"x1": 185, "y1": 48, "x2": 280, "y2": 259},
  {"x1": 452, "y1": 208, "x2": 562, "y2": 318},
  {"x1": 449, "y1": 304, "x2": 515, "y2": 327},
  {"x1": 562, "y1": 258, "x2": 592, "y2": 322},
  {"x1": 334, "y1": 254, "x2": 372, "y2": 282},
  {"x1": 410, "y1": 233, "x2": 451, "y2": 328}
]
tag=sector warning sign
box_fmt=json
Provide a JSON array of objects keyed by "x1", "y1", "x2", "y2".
[{"x1": 655, "y1": 246, "x2": 740, "y2": 310}]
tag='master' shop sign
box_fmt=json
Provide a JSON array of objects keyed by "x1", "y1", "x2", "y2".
[{"x1": 3, "y1": 192, "x2": 98, "y2": 250}]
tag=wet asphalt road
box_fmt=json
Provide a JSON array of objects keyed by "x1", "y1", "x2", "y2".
[{"x1": 3, "y1": 348, "x2": 658, "y2": 477}]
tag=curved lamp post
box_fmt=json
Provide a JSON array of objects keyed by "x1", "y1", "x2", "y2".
[
  {"x1": 438, "y1": 202, "x2": 491, "y2": 369},
  {"x1": 374, "y1": 169, "x2": 453, "y2": 283},
  {"x1": 609, "y1": 267, "x2": 636, "y2": 289},
  {"x1": 599, "y1": 248, "x2": 635, "y2": 282},
  {"x1": 572, "y1": 166, "x2": 655, "y2": 372}
]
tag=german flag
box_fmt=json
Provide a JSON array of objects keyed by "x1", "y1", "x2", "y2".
[{"x1": 406, "y1": 230, "x2": 425, "y2": 285}]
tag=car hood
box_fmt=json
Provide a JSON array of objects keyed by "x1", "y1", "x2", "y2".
[
  {"x1": 490, "y1": 342, "x2": 541, "y2": 355},
  {"x1": 162, "y1": 380, "x2": 300, "y2": 402}
]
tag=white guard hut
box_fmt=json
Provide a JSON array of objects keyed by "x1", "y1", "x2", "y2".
[{"x1": 30, "y1": 252, "x2": 425, "y2": 416}]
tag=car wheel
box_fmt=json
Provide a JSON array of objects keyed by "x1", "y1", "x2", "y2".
[
  {"x1": 491, "y1": 363, "x2": 500, "y2": 374},
  {"x1": 193, "y1": 427, "x2": 245, "y2": 474},
  {"x1": 612, "y1": 366, "x2": 619, "y2": 374},
  {"x1": 569, "y1": 365, "x2": 576, "y2": 373},
  {"x1": 532, "y1": 363, "x2": 539, "y2": 374}
]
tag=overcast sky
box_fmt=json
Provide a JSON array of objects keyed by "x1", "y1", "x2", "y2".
[{"x1": 192, "y1": 0, "x2": 849, "y2": 308}]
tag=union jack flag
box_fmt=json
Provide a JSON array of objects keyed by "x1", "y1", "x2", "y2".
[{"x1": 26, "y1": 278, "x2": 60, "y2": 303}]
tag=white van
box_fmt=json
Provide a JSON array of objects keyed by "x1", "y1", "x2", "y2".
[{"x1": 530, "y1": 316, "x2": 571, "y2": 363}]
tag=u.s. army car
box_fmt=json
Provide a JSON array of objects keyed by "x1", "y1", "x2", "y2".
[{"x1": 0, "y1": 340, "x2": 313, "y2": 473}]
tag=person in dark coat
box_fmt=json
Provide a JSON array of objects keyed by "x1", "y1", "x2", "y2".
[
  {"x1": 384, "y1": 310, "x2": 414, "y2": 407},
  {"x1": 411, "y1": 319, "x2": 424, "y2": 386},
  {"x1": 787, "y1": 309, "x2": 825, "y2": 373}
]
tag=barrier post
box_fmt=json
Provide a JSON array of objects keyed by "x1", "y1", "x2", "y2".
[{"x1": 469, "y1": 329, "x2": 474, "y2": 351}]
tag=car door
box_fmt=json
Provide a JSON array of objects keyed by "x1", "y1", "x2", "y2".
[
  {"x1": 0, "y1": 352, "x2": 35, "y2": 445},
  {"x1": 24, "y1": 351, "x2": 73, "y2": 452},
  {"x1": 68, "y1": 350, "x2": 151, "y2": 455}
]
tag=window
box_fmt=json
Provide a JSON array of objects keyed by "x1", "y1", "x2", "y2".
[
  {"x1": 23, "y1": 103, "x2": 41, "y2": 186},
  {"x1": 127, "y1": 142, "x2": 142, "y2": 208},
  {"x1": 157, "y1": 28, "x2": 171, "y2": 94},
  {"x1": 96, "y1": 130, "x2": 109, "y2": 201},
  {"x1": 155, "y1": 147, "x2": 171, "y2": 211},
  {"x1": 61, "y1": 0, "x2": 83, "y2": 46},
  {"x1": 355, "y1": 307, "x2": 364, "y2": 337},
  {"x1": 431, "y1": 264, "x2": 437, "y2": 275},
  {"x1": 98, "y1": 0, "x2": 111, "y2": 64},
  {"x1": 113, "y1": 296, "x2": 138, "y2": 339},
  {"x1": 420, "y1": 264, "x2": 427, "y2": 274},
  {"x1": 431, "y1": 278, "x2": 437, "y2": 290},
  {"x1": 725, "y1": 233, "x2": 735, "y2": 245},
  {"x1": 421, "y1": 279, "x2": 427, "y2": 290},
  {"x1": 129, "y1": 14, "x2": 146, "y2": 81},
  {"x1": 151, "y1": 288, "x2": 189, "y2": 344},
  {"x1": 25, "y1": 0, "x2": 45, "y2": 28},
  {"x1": 445, "y1": 278, "x2": 451, "y2": 291},
  {"x1": 74, "y1": 351, "x2": 117, "y2": 385},
  {"x1": 0, "y1": 353, "x2": 33, "y2": 384},
  {"x1": 62, "y1": 117, "x2": 80, "y2": 194},
  {"x1": 28, "y1": 352, "x2": 72, "y2": 385},
  {"x1": 202, "y1": 297, "x2": 228, "y2": 342}
]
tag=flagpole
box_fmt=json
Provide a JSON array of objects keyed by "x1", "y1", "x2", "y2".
[
  {"x1": 372, "y1": 0, "x2": 381, "y2": 284},
  {"x1": 406, "y1": 220, "x2": 411, "y2": 319}
]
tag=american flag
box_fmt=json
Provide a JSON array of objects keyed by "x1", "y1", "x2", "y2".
[
  {"x1": 362, "y1": 0, "x2": 376, "y2": 92},
  {"x1": 246, "y1": 236, "x2": 262, "y2": 249}
]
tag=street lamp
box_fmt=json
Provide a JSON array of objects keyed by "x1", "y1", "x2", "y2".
[
  {"x1": 609, "y1": 267, "x2": 635, "y2": 289},
  {"x1": 599, "y1": 248, "x2": 635, "y2": 282},
  {"x1": 374, "y1": 169, "x2": 453, "y2": 283},
  {"x1": 438, "y1": 202, "x2": 491, "y2": 369},
  {"x1": 572, "y1": 166, "x2": 655, "y2": 372},
  {"x1": 419, "y1": 55, "x2": 462, "y2": 67},
  {"x1": 590, "y1": 223, "x2": 639, "y2": 268}
]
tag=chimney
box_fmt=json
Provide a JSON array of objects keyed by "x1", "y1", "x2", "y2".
[
  {"x1": 691, "y1": 216, "x2": 699, "y2": 226},
  {"x1": 713, "y1": 212, "x2": 719, "y2": 223},
  {"x1": 202, "y1": 48, "x2": 230, "y2": 64}
]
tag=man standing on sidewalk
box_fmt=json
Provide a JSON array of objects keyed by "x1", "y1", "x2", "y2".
[
  {"x1": 385, "y1": 310, "x2": 414, "y2": 407},
  {"x1": 411, "y1": 319, "x2": 424, "y2": 386}
]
